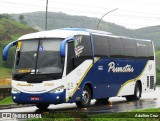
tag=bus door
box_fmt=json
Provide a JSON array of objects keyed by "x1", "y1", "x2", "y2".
[{"x1": 93, "y1": 58, "x2": 110, "y2": 99}]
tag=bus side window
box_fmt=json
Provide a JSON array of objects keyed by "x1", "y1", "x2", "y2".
[
  {"x1": 66, "y1": 35, "x2": 92, "y2": 75},
  {"x1": 146, "y1": 41, "x2": 154, "y2": 60},
  {"x1": 122, "y1": 38, "x2": 136, "y2": 58},
  {"x1": 93, "y1": 34, "x2": 109, "y2": 57},
  {"x1": 108, "y1": 36, "x2": 124, "y2": 58},
  {"x1": 67, "y1": 42, "x2": 75, "y2": 74},
  {"x1": 136, "y1": 40, "x2": 148, "y2": 59}
]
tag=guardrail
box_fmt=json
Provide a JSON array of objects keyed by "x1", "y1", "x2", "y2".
[
  {"x1": 0, "y1": 77, "x2": 11, "y2": 88},
  {"x1": 0, "y1": 104, "x2": 35, "y2": 110},
  {"x1": 0, "y1": 88, "x2": 11, "y2": 100},
  {"x1": 0, "y1": 77, "x2": 12, "y2": 100}
]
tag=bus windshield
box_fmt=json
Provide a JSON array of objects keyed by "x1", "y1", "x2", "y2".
[{"x1": 13, "y1": 38, "x2": 64, "y2": 82}]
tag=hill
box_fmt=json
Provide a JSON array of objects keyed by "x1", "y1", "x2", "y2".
[
  {"x1": 0, "y1": 14, "x2": 37, "y2": 77},
  {"x1": 12, "y1": 11, "x2": 160, "y2": 47},
  {"x1": 1, "y1": 12, "x2": 160, "y2": 84}
]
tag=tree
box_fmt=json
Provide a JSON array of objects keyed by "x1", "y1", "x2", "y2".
[
  {"x1": 0, "y1": 25, "x2": 7, "y2": 41},
  {"x1": 19, "y1": 14, "x2": 24, "y2": 24}
]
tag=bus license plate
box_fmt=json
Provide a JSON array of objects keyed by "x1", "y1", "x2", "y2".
[{"x1": 30, "y1": 97, "x2": 40, "y2": 101}]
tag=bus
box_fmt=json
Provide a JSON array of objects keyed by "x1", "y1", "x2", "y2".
[{"x1": 3, "y1": 28, "x2": 156, "y2": 110}]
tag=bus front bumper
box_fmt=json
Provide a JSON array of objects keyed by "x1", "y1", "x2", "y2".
[{"x1": 12, "y1": 90, "x2": 66, "y2": 104}]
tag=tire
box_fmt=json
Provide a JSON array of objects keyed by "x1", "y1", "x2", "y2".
[
  {"x1": 126, "y1": 82, "x2": 141, "y2": 101},
  {"x1": 36, "y1": 104, "x2": 49, "y2": 110},
  {"x1": 76, "y1": 86, "x2": 91, "y2": 108}
]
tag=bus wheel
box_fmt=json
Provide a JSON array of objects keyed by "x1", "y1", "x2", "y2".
[
  {"x1": 126, "y1": 82, "x2": 141, "y2": 101},
  {"x1": 36, "y1": 104, "x2": 49, "y2": 110},
  {"x1": 76, "y1": 86, "x2": 91, "y2": 108}
]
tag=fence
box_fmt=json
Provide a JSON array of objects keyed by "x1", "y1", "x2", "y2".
[
  {"x1": 0, "y1": 77, "x2": 11, "y2": 100},
  {"x1": 0, "y1": 76, "x2": 11, "y2": 88}
]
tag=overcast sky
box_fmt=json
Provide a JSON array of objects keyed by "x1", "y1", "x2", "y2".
[{"x1": 0, "y1": 0, "x2": 160, "y2": 29}]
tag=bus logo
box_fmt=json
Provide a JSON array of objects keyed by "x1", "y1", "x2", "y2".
[
  {"x1": 74, "y1": 36, "x2": 84, "y2": 57},
  {"x1": 108, "y1": 62, "x2": 134, "y2": 73}
]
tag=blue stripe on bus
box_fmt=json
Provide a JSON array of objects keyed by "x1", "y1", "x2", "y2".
[
  {"x1": 12, "y1": 90, "x2": 66, "y2": 104},
  {"x1": 67, "y1": 58, "x2": 148, "y2": 102}
]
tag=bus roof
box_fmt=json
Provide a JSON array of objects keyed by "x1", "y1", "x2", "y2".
[
  {"x1": 18, "y1": 28, "x2": 111, "y2": 40},
  {"x1": 18, "y1": 28, "x2": 151, "y2": 42}
]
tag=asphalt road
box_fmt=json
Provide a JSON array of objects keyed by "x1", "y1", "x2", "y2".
[{"x1": 0, "y1": 87, "x2": 159, "y2": 114}]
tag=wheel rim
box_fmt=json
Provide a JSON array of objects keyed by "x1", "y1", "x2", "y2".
[{"x1": 82, "y1": 90, "x2": 90, "y2": 104}]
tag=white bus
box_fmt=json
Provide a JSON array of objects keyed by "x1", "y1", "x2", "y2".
[{"x1": 3, "y1": 28, "x2": 156, "y2": 110}]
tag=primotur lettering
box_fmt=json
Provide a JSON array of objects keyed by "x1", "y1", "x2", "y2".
[
  {"x1": 17, "y1": 83, "x2": 33, "y2": 86},
  {"x1": 108, "y1": 62, "x2": 134, "y2": 73}
]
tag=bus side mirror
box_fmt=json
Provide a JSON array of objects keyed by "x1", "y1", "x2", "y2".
[
  {"x1": 3, "y1": 40, "x2": 17, "y2": 61},
  {"x1": 60, "y1": 36, "x2": 74, "y2": 57},
  {"x1": 60, "y1": 40, "x2": 66, "y2": 57}
]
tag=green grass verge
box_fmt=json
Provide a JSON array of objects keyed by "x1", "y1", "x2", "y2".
[
  {"x1": 0, "y1": 67, "x2": 12, "y2": 78},
  {"x1": 0, "y1": 96, "x2": 159, "y2": 121},
  {"x1": 132, "y1": 108, "x2": 160, "y2": 112},
  {"x1": 0, "y1": 96, "x2": 15, "y2": 105},
  {"x1": 27, "y1": 108, "x2": 160, "y2": 121}
]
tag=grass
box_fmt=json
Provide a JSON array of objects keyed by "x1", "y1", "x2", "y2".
[
  {"x1": 156, "y1": 51, "x2": 160, "y2": 70},
  {"x1": 131, "y1": 108, "x2": 160, "y2": 112},
  {"x1": 0, "y1": 67, "x2": 12, "y2": 78},
  {"x1": 0, "y1": 17, "x2": 37, "y2": 78},
  {"x1": 27, "y1": 108, "x2": 160, "y2": 121},
  {"x1": 0, "y1": 96, "x2": 159, "y2": 121},
  {"x1": 0, "y1": 96, "x2": 14, "y2": 105}
]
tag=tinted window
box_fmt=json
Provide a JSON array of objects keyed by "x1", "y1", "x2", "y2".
[
  {"x1": 136, "y1": 40, "x2": 148, "y2": 59},
  {"x1": 67, "y1": 42, "x2": 75, "y2": 74},
  {"x1": 122, "y1": 38, "x2": 136, "y2": 58},
  {"x1": 74, "y1": 35, "x2": 92, "y2": 58},
  {"x1": 146, "y1": 41, "x2": 154, "y2": 60},
  {"x1": 108, "y1": 36, "x2": 124, "y2": 57},
  {"x1": 66, "y1": 35, "x2": 92, "y2": 74},
  {"x1": 93, "y1": 34, "x2": 109, "y2": 57}
]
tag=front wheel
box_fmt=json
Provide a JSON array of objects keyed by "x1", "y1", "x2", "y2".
[
  {"x1": 126, "y1": 82, "x2": 141, "y2": 101},
  {"x1": 36, "y1": 104, "x2": 49, "y2": 110},
  {"x1": 76, "y1": 86, "x2": 91, "y2": 108}
]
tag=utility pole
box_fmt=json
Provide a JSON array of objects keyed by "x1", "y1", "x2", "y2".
[
  {"x1": 97, "y1": 8, "x2": 118, "y2": 30},
  {"x1": 45, "y1": 0, "x2": 48, "y2": 30}
]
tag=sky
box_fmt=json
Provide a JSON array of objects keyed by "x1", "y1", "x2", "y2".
[{"x1": 0, "y1": 0, "x2": 160, "y2": 29}]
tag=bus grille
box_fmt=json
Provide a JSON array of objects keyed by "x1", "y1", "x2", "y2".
[
  {"x1": 150, "y1": 76, "x2": 154, "y2": 89},
  {"x1": 147, "y1": 76, "x2": 149, "y2": 88}
]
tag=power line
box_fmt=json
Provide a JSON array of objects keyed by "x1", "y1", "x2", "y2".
[
  {"x1": 13, "y1": 12, "x2": 160, "y2": 25},
  {"x1": 13, "y1": 11, "x2": 160, "y2": 22},
  {"x1": 1, "y1": 0, "x2": 160, "y2": 17},
  {"x1": 1, "y1": 4, "x2": 160, "y2": 21},
  {"x1": 1, "y1": 0, "x2": 160, "y2": 28},
  {"x1": 12, "y1": 14, "x2": 159, "y2": 28}
]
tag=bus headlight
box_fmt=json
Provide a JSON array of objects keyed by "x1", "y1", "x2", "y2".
[
  {"x1": 49, "y1": 86, "x2": 64, "y2": 93},
  {"x1": 12, "y1": 88, "x2": 21, "y2": 94}
]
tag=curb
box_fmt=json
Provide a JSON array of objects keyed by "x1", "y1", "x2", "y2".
[{"x1": 0, "y1": 104, "x2": 35, "y2": 110}]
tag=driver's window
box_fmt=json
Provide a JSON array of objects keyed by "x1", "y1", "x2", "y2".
[
  {"x1": 66, "y1": 42, "x2": 75, "y2": 75},
  {"x1": 66, "y1": 35, "x2": 92, "y2": 75}
]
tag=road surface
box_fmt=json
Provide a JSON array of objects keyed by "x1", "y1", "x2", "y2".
[{"x1": 0, "y1": 87, "x2": 159, "y2": 120}]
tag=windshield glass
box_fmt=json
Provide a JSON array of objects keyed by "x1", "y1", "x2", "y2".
[
  {"x1": 13, "y1": 38, "x2": 64, "y2": 82},
  {"x1": 37, "y1": 39, "x2": 63, "y2": 74}
]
